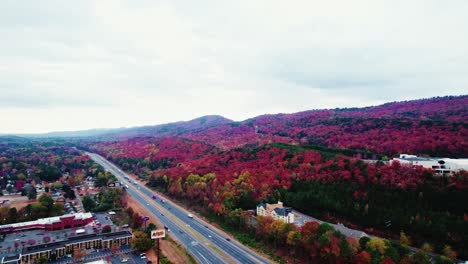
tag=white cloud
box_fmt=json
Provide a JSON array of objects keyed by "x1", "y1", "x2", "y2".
[{"x1": 0, "y1": 0, "x2": 467, "y2": 133}]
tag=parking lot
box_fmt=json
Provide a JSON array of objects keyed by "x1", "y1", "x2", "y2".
[
  {"x1": 0, "y1": 212, "x2": 120, "y2": 262},
  {"x1": 92, "y1": 213, "x2": 117, "y2": 231},
  {"x1": 50, "y1": 245, "x2": 149, "y2": 264}
]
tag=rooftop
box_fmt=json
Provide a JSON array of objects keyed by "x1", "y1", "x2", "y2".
[
  {"x1": 273, "y1": 207, "x2": 292, "y2": 216},
  {"x1": 22, "y1": 231, "x2": 132, "y2": 255},
  {"x1": 0, "y1": 212, "x2": 93, "y2": 230},
  {"x1": 398, "y1": 157, "x2": 435, "y2": 161},
  {"x1": 2, "y1": 254, "x2": 21, "y2": 261}
]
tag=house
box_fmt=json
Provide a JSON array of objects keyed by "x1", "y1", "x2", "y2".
[{"x1": 256, "y1": 201, "x2": 295, "y2": 223}]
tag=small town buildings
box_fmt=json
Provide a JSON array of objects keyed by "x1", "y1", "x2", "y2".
[{"x1": 256, "y1": 201, "x2": 295, "y2": 224}]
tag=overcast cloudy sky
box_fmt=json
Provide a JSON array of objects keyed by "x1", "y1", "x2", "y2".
[{"x1": 1, "y1": 0, "x2": 467, "y2": 133}]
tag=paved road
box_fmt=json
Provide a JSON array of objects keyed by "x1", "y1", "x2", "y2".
[
  {"x1": 87, "y1": 152, "x2": 271, "y2": 264},
  {"x1": 293, "y1": 210, "x2": 368, "y2": 239}
]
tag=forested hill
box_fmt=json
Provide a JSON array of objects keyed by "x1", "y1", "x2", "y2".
[
  {"x1": 181, "y1": 95, "x2": 467, "y2": 157},
  {"x1": 17, "y1": 115, "x2": 232, "y2": 140},
  {"x1": 20, "y1": 95, "x2": 468, "y2": 157}
]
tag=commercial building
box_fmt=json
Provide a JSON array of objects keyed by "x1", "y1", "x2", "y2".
[
  {"x1": 1, "y1": 254, "x2": 21, "y2": 264},
  {"x1": 20, "y1": 230, "x2": 132, "y2": 264},
  {"x1": 391, "y1": 154, "x2": 468, "y2": 176},
  {"x1": 256, "y1": 201, "x2": 295, "y2": 223},
  {"x1": 0, "y1": 213, "x2": 93, "y2": 234}
]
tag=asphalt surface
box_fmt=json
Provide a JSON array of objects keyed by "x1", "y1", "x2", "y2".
[
  {"x1": 50, "y1": 245, "x2": 146, "y2": 264},
  {"x1": 87, "y1": 152, "x2": 271, "y2": 264}
]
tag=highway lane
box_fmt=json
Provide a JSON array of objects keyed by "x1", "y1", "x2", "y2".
[
  {"x1": 88, "y1": 152, "x2": 225, "y2": 264},
  {"x1": 87, "y1": 152, "x2": 271, "y2": 264}
]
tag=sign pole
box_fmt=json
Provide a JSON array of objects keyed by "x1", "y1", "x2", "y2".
[
  {"x1": 157, "y1": 238, "x2": 160, "y2": 264},
  {"x1": 150, "y1": 229, "x2": 165, "y2": 264}
]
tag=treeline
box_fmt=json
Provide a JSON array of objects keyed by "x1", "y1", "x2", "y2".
[{"x1": 283, "y1": 177, "x2": 468, "y2": 257}]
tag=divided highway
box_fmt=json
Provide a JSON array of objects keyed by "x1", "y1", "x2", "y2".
[{"x1": 87, "y1": 152, "x2": 271, "y2": 264}]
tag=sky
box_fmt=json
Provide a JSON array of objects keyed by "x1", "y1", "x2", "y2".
[{"x1": 1, "y1": 0, "x2": 467, "y2": 134}]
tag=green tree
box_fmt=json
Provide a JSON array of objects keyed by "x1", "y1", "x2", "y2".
[
  {"x1": 339, "y1": 237, "x2": 353, "y2": 260},
  {"x1": 366, "y1": 237, "x2": 387, "y2": 255},
  {"x1": 442, "y1": 245, "x2": 457, "y2": 261},
  {"x1": 7, "y1": 208, "x2": 18, "y2": 224},
  {"x1": 434, "y1": 256, "x2": 454, "y2": 264},
  {"x1": 27, "y1": 188, "x2": 37, "y2": 200},
  {"x1": 359, "y1": 236, "x2": 371, "y2": 250},
  {"x1": 420, "y1": 242, "x2": 433, "y2": 253},
  {"x1": 95, "y1": 175, "x2": 108, "y2": 187},
  {"x1": 38, "y1": 194, "x2": 54, "y2": 210},
  {"x1": 412, "y1": 250, "x2": 431, "y2": 264},
  {"x1": 287, "y1": 231, "x2": 302, "y2": 263},
  {"x1": 51, "y1": 181, "x2": 62, "y2": 190},
  {"x1": 82, "y1": 195, "x2": 96, "y2": 212},
  {"x1": 131, "y1": 231, "x2": 153, "y2": 252},
  {"x1": 399, "y1": 231, "x2": 411, "y2": 246},
  {"x1": 146, "y1": 223, "x2": 157, "y2": 236},
  {"x1": 51, "y1": 203, "x2": 65, "y2": 216}
]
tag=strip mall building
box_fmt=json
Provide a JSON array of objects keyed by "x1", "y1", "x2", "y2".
[{"x1": 0, "y1": 213, "x2": 93, "y2": 234}]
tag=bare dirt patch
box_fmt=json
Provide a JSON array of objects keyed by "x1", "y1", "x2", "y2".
[{"x1": 8, "y1": 199, "x2": 36, "y2": 209}]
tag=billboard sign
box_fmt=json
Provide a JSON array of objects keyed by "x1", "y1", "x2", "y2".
[
  {"x1": 108, "y1": 182, "x2": 121, "y2": 188},
  {"x1": 151, "y1": 229, "x2": 165, "y2": 239}
]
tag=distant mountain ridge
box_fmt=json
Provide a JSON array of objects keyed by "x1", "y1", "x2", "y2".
[
  {"x1": 13, "y1": 115, "x2": 232, "y2": 139},
  {"x1": 179, "y1": 95, "x2": 467, "y2": 156},
  {"x1": 8, "y1": 95, "x2": 467, "y2": 157}
]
